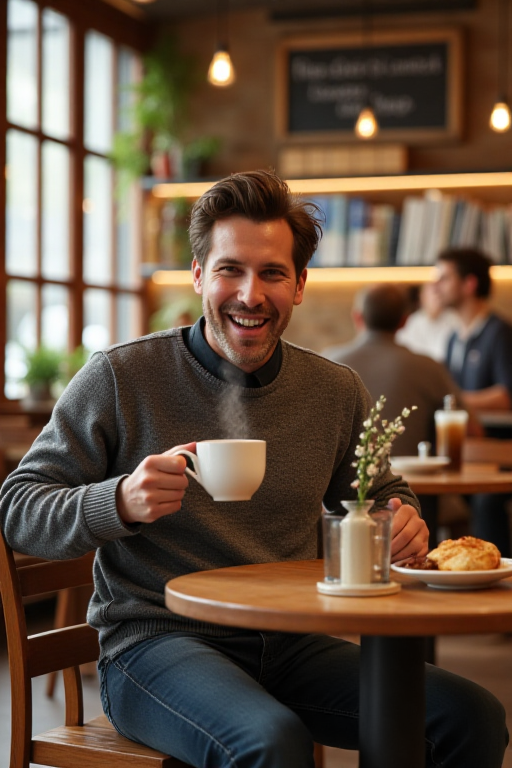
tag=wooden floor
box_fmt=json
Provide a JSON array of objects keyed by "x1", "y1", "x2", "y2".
[{"x1": 1, "y1": 599, "x2": 511, "y2": 767}]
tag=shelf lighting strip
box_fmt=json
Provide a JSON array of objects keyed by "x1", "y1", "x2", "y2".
[
  {"x1": 151, "y1": 171, "x2": 512, "y2": 200},
  {"x1": 151, "y1": 265, "x2": 512, "y2": 286}
]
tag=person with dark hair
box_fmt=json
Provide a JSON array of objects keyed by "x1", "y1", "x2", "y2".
[
  {"x1": 435, "y1": 247, "x2": 512, "y2": 557},
  {"x1": 0, "y1": 172, "x2": 507, "y2": 768},
  {"x1": 435, "y1": 247, "x2": 512, "y2": 411}
]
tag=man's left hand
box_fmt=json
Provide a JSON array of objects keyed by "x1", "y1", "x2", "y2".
[{"x1": 387, "y1": 497, "x2": 429, "y2": 562}]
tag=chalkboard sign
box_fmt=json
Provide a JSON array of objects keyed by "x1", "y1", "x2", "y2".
[{"x1": 276, "y1": 30, "x2": 462, "y2": 142}]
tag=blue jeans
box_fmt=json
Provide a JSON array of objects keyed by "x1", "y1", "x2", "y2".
[{"x1": 99, "y1": 631, "x2": 508, "y2": 768}]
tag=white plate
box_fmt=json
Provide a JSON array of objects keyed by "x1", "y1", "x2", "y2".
[
  {"x1": 391, "y1": 558, "x2": 512, "y2": 590},
  {"x1": 390, "y1": 456, "x2": 451, "y2": 474}
]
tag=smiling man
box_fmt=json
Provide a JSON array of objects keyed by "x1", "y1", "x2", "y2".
[
  {"x1": 1, "y1": 171, "x2": 507, "y2": 768},
  {"x1": 195, "y1": 216, "x2": 304, "y2": 371}
]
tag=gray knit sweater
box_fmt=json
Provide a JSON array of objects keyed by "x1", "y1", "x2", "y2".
[{"x1": 0, "y1": 329, "x2": 418, "y2": 662}]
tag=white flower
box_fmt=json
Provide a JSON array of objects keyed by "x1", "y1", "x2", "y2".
[{"x1": 350, "y1": 395, "x2": 417, "y2": 505}]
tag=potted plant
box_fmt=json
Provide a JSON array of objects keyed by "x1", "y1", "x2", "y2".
[
  {"x1": 150, "y1": 296, "x2": 203, "y2": 332},
  {"x1": 110, "y1": 33, "x2": 220, "y2": 183},
  {"x1": 22, "y1": 346, "x2": 63, "y2": 405}
]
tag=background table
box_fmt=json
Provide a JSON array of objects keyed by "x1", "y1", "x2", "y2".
[
  {"x1": 166, "y1": 559, "x2": 512, "y2": 768},
  {"x1": 398, "y1": 462, "x2": 512, "y2": 495}
]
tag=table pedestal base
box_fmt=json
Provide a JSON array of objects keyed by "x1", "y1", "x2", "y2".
[{"x1": 359, "y1": 636, "x2": 425, "y2": 768}]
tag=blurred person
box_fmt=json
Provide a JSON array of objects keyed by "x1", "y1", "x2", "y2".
[
  {"x1": 435, "y1": 247, "x2": 512, "y2": 556},
  {"x1": 396, "y1": 281, "x2": 461, "y2": 362},
  {"x1": 435, "y1": 248, "x2": 512, "y2": 411}
]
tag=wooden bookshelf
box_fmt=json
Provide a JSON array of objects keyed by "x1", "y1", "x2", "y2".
[{"x1": 143, "y1": 171, "x2": 512, "y2": 285}]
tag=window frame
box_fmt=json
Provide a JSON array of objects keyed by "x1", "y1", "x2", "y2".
[{"x1": 0, "y1": 0, "x2": 151, "y2": 407}]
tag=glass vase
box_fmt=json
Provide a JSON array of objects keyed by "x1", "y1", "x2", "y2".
[{"x1": 318, "y1": 500, "x2": 399, "y2": 596}]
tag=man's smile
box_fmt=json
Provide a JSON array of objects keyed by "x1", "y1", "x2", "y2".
[{"x1": 229, "y1": 315, "x2": 269, "y2": 328}]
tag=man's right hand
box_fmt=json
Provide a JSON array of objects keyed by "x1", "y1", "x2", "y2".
[{"x1": 116, "y1": 442, "x2": 196, "y2": 525}]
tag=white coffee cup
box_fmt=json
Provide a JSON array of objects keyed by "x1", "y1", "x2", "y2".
[{"x1": 168, "y1": 439, "x2": 266, "y2": 501}]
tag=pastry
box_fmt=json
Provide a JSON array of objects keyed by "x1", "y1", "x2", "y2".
[{"x1": 426, "y1": 536, "x2": 501, "y2": 571}]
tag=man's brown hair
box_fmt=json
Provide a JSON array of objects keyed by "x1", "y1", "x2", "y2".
[{"x1": 189, "y1": 170, "x2": 323, "y2": 278}]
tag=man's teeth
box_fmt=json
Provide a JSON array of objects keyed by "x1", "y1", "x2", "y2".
[{"x1": 232, "y1": 316, "x2": 265, "y2": 327}]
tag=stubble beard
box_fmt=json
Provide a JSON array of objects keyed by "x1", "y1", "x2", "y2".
[{"x1": 203, "y1": 298, "x2": 293, "y2": 369}]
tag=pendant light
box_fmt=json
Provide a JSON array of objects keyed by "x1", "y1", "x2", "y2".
[
  {"x1": 355, "y1": 0, "x2": 378, "y2": 139},
  {"x1": 208, "y1": 0, "x2": 235, "y2": 87},
  {"x1": 490, "y1": 0, "x2": 511, "y2": 132}
]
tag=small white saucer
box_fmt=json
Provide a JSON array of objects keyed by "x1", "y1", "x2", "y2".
[{"x1": 316, "y1": 581, "x2": 401, "y2": 597}]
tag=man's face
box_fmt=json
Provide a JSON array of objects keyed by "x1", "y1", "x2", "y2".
[
  {"x1": 192, "y1": 216, "x2": 306, "y2": 373},
  {"x1": 434, "y1": 260, "x2": 466, "y2": 309}
]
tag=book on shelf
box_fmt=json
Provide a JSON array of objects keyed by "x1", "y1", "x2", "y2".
[
  {"x1": 309, "y1": 195, "x2": 347, "y2": 267},
  {"x1": 346, "y1": 197, "x2": 369, "y2": 267},
  {"x1": 307, "y1": 190, "x2": 512, "y2": 269}
]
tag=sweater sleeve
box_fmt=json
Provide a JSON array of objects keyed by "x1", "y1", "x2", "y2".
[
  {"x1": 0, "y1": 352, "x2": 139, "y2": 560},
  {"x1": 323, "y1": 368, "x2": 421, "y2": 515}
]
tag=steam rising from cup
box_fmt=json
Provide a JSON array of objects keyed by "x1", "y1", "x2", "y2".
[{"x1": 218, "y1": 362, "x2": 250, "y2": 438}]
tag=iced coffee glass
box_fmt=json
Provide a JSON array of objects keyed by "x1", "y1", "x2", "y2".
[{"x1": 434, "y1": 408, "x2": 468, "y2": 471}]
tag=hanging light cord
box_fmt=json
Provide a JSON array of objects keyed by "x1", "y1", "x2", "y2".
[
  {"x1": 216, "y1": 0, "x2": 229, "y2": 51},
  {"x1": 498, "y1": 0, "x2": 509, "y2": 101}
]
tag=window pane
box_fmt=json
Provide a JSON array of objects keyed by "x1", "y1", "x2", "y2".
[
  {"x1": 42, "y1": 284, "x2": 69, "y2": 351},
  {"x1": 5, "y1": 280, "x2": 38, "y2": 399},
  {"x1": 116, "y1": 184, "x2": 141, "y2": 288},
  {"x1": 83, "y1": 289, "x2": 111, "y2": 352},
  {"x1": 6, "y1": 130, "x2": 38, "y2": 277},
  {"x1": 42, "y1": 141, "x2": 70, "y2": 280},
  {"x1": 117, "y1": 46, "x2": 139, "y2": 132},
  {"x1": 7, "y1": 0, "x2": 38, "y2": 129},
  {"x1": 83, "y1": 155, "x2": 113, "y2": 285},
  {"x1": 116, "y1": 293, "x2": 141, "y2": 343},
  {"x1": 42, "y1": 9, "x2": 70, "y2": 140},
  {"x1": 84, "y1": 31, "x2": 114, "y2": 153}
]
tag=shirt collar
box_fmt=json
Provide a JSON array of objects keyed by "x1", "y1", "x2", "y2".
[
  {"x1": 183, "y1": 317, "x2": 282, "y2": 388},
  {"x1": 456, "y1": 309, "x2": 491, "y2": 342}
]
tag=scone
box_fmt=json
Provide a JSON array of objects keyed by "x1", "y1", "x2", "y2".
[{"x1": 427, "y1": 536, "x2": 501, "y2": 571}]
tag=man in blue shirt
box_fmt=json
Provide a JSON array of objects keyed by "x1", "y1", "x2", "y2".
[{"x1": 435, "y1": 247, "x2": 512, "y2": 556}]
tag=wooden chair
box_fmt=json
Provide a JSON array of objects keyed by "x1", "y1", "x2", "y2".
[
  {"x1": 0, "y1": 532, "x2": 189, "y2": 768},
  {"x1": 0, "y1": 532, "x2": 325, "y2": 768}
]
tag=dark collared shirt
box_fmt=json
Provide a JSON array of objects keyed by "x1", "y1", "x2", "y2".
[{"x1": 182, "y1": 317, "x2": 282, "y2": 388}]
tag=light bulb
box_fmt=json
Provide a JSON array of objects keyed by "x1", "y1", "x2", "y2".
[
  {"x1": 355, "y1": 107, "x2": 378, "y2": 139},
  {"x1": 490, "y1": 101, "x2": 511, "y2": 132},
  {"x1": 208, "y1": 49, "x2": 235, "y2": 87}
]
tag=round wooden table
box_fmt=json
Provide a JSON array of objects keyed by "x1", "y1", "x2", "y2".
[{"x1": 166, "y1": 559, "x2": 512, "y2": 768}]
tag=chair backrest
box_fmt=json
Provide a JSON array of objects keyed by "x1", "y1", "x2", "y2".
[
  {"x1": 463, "y1": 437, "x2": 512, "y2": 468},
  {"x1": 0, "y1": 531, "x2": 97, "y2": 768}
]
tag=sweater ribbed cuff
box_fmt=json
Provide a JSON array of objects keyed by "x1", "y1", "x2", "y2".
[{"x1": 83, "y1": 476, "x2": 140, "y2": 541}]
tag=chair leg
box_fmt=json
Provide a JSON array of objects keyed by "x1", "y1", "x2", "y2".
[{"x1": 314, "y1": 742, "x2": 324, "y2": 768}]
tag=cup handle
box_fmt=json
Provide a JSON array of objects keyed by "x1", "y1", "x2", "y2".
[{"x1": 166, "y1": 447, "x2": 204, "y2": 488}]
